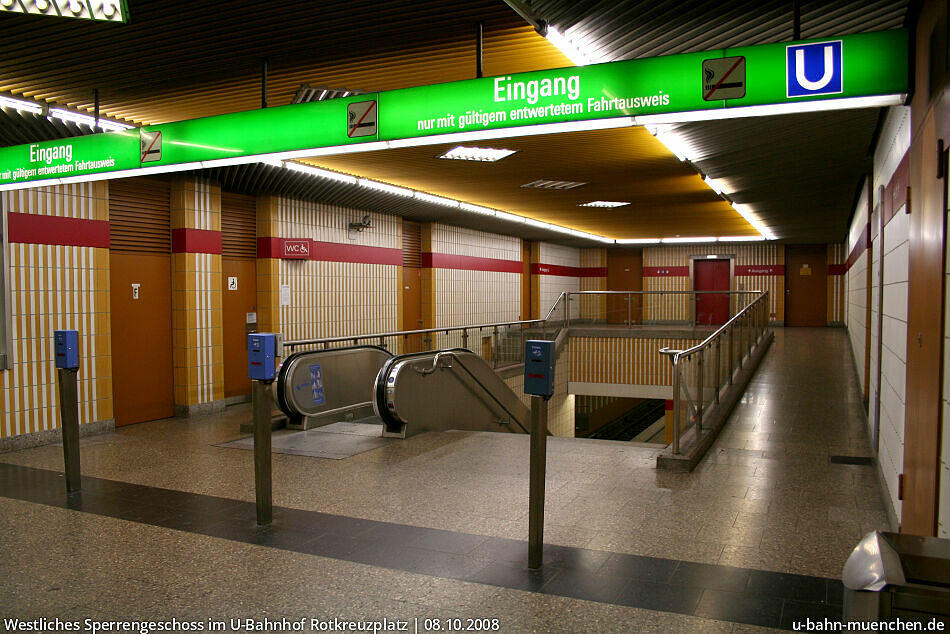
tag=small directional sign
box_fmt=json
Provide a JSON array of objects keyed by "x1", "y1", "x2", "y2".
[
  {"x1": 140, "y1": 130, "x2": 162, "y2": 162},
  {"x1": 347, "y1": 100, "x2": 377, "y2": 138},
  {"x1": 702, "y1": 56, "x2": 746, "y2": 100}
]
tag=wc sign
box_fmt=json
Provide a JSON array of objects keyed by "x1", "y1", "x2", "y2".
[{"x1": 787, "y1": 40, "x2": 842, "y2": 98}]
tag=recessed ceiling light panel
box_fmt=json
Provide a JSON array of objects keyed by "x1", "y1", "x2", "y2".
[
  {"x1": 521, "y1": 179, "x2": 587, "y2": 190},
  {"x1": 439, "y1": 146, "x2": 517, "y2": 162},
  {"x1": 578, "y1": 201, "x2": 629, "y2": 208}
]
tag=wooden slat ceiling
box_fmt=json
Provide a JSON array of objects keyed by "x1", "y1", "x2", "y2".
[
  {"x1": 304, "y1": 127, "x2": 757, "y2": 239},
  {"x1": 0, "y1": 0, "x2": 570, "y2": 124}
]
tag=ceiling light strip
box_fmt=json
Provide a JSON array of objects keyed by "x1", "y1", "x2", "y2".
[{"x1": 635, "y1": 94, "x2": 905, "y2": 126}]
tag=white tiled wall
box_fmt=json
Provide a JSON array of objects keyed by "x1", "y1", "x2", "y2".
[
  {"x1": 431, "y1": 225, "x2": 520, "y2": 327},
  {"x1": 274, "y1": 198, "x2": 400, "y2": 341},
  {"x1": 846, "y1": 177, "x2": 869, "y2": 395},
  {"x1": 879, "y1": 210, "x2": 909, "y2": 521},
  {"x1": 846, "y1": 106, "x2": 911, "y2": 528},
  {"x1": 539, "y1": 242, "x2": 580, "y2": 318}
]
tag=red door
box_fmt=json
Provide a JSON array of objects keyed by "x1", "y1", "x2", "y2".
[{"x1": 694, "y1": 259, "x2": 730, "y2": 325}]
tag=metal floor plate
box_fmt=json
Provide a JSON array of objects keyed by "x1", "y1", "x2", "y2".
[{"x1": 217, "y1": 419, "x2": 395, "y2": 460}]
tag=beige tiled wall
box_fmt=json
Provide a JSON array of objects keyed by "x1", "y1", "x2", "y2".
[{"x1": 1, "y1": 183, "x2": 112, "y2": 438}]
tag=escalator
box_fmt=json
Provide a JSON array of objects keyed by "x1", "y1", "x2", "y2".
[
  {"x1": 275, "y1": 345, "x2": 393, "y2": 429},
  {"x1": 373, "y1": 348, "x2": 530, "y2": 438},
  {"x1": 274, "y1": 346, "x2": 531, "y2": 440}
]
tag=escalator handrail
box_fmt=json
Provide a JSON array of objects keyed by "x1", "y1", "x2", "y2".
[
  {"x1": 373, "y1": 348, "x2": 471, "y2": 431},
  {"x1": 276, "y1": 344, "x2": 392, "y2": 419},
  {"x1": 374, "y1": 348, "x2": 529, "y2": 433}
]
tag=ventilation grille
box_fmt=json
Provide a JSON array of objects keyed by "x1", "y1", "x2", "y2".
[
  {"x1": 402, "y1": 220, "x2": 422, "y2": 268},
  {"x1": 221, "y1": 191, "x2": 257, "y2": 259},
  {"x1": 521, "y1": 179, "x2": 587, "y2": 190},
  {"x1": 109, "y1": 177, "x2": 171, "y2": 255}
]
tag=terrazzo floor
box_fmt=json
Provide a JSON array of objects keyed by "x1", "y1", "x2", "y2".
[{"x1": 0, "y1": 328, "x2": 891, "y2": 632}]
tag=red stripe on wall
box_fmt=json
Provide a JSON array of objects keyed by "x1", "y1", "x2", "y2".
[
  {"x1": 8, "y1": 212, "x2": 110, "y2": 248},
  {"x1": 829, "y1": 264, "x2": 846, "y2": 276},
  {"x1": 314, "y1": 241, "x2": 402, "y2": 265},
  {"x1": 643, "y1": 266, "x2": 690, "y2": 277},
  {"x1": 735, "y1": 265, "x2": 785, "y2": 276},
  {"x1": 845, "y1": 225, "x2": 870, "y2": 271},
  {"x1": 665, "y1": 399, "x2": 673, "y2": 411},
  {"x1": 424, "y1": 252, "x2": 522, "y2": 273},
  {"x1": 531, "y1": 263, "x2": 606, "y2": 277},
  {"x1": 172, "y1": 228, "x2": 222, "y2": 254},
  {"x1": 256, "y1": 237, "x2": 402, "y2": 265}
]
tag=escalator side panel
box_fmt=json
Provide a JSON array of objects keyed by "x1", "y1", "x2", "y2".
[
  {"x1": 375, "y1": 349, "x2": 530, "y2": 438},
  {"x1": 277, "y1": 346, "x2": 393, "y2": 426}
]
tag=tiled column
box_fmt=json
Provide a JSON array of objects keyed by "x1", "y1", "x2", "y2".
[
  {"x1": 170, "y1": 176, "x2": 224, "y2": 416},
  {"x1": 0, "y1": 183, "x2": 113, "y2": 449},
  {"x1": 255, "y1": 195, "x2": 281, "y2": 336},
  {"x1": 580, "y1": 247, "x2": 607, "y2": 321}
]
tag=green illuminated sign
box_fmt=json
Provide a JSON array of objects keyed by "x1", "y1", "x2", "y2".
[
  {"x1": 377, "y1": 29, "x2": 907, "y2": 138},
  {"x1": 0, "y1": 29, "x2": 908, "y2": 188},
  {"x1": 0, "y1": 131, "x2": 139, "y2": 185}
]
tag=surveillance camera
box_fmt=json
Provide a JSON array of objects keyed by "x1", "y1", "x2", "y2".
[{"x1": 361, "y1": 215, "x2": 372, "y2": 227}]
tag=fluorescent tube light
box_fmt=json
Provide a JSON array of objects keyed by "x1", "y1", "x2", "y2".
[
  {"x1": 49, "y1": 107, "x2": 134, "y2": 130},
  {"x1": 731, "y1": 203, "x2": 775, "y2": 240},
  {"x1": 414, "y1": 192, "x2": 460, "y2": 207},
  {"x1": 439, "y1": 146, "x2": 517, "y2": 162},
  {"x1": 615, "y1": 238, "x2": 661, "y2": 244},
  {"x1": 579, "y1": 201, "x2": 630, "y2": 208},
  {"x1": 1, "y1": 0, "x2": 127, "y2": 22},
  {"x1": 717, "y1": 236, "x2": 764, "y2": 242},
  {"x1": 648, "y1": 125, "x2": 692, "y2": 162},
  {"x1": 545, "y1": 26, "x2": 604, "y2": 66},
  {"x1": 0, "y1": 95, "x2": 44, "y2": 115},
  {"x1": 459, "y1": 202, "x2": 497, "y2": 216},
  {"x1": 357, "y1": 179, "x2": 413, "y2": 197},
  {"x1": 635, "y1": 94, "x2": 906, "y2": 125},
  {"x1": 703, "y1": 176, "x2": 725, "y2": 196},
  {"x1": 661, "y1": 237, "x2": 718, "y2": 244},
  {"x1": 523, "y1": 218, "x2": 553, "y2": 229},
  {"x1": 284, "y1": 161, "x2": 358, "y2": 185}
]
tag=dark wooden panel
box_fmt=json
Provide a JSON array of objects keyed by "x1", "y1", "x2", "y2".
[
  {"x1": 784, "y1": 245, "x2": 828, "y2": 327},
  {"x1": 607, "y1": 249, "x2": 642, "y2": 324}
]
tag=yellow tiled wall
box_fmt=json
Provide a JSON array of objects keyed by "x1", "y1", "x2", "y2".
[{"x1": 1, "y1": 183, "x2": 112, "y2": 439}]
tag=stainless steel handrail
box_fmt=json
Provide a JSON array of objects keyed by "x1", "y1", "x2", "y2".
[
  {"x1": 658, "y1": 290, "x2": 770, "y2": 454},
  {"x1": 284, "y1": 292, "x2": 571, "y2": 350}
]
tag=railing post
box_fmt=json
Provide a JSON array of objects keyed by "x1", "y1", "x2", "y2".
[
  {"x1": 563, "y1": 293, "x2": 570, "y2": 329},
  {"x1": 696, "y1": 351, "x2": 705, "y2": 432},
  {"x1": 424, "y1": 332, "x2": 432, "y2": 351},
  {"x1": 672, "y1": 361, "x2": 681, "y2": 455},
  {"x1": 728, "y1": 326, "x2": 734, "y2": 385},
  {"x1": 493, "y1": 325, "x2": 499, "y2": 368},
  {"x1": 627, "y1": 292, "x2": 632, "y2": 327},
  {"x1": 461, "y1": 328, "x2": 469, "y2": 350},
  {"x1": 714, "y1": 338, "x2": 721, "y2": 405}
]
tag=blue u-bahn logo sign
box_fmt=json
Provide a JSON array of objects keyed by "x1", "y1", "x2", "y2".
[{"x1": 787, "y1": 40, "x2": 842, "y2": 98}]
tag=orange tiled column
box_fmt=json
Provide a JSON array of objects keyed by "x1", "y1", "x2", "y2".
[{"x1": 170, "y1": 176, "x2": 225, "y2": 416}]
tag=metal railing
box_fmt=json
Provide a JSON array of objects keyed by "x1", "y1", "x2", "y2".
[
  {"x1": 551, "y1": 290, "x2": 762, "y2": 328},
  {"x1": 281, "y1": 289, "x2": 768, "y2": 369},
  {"x1": 659, "y1": 291, "x2": 771, "y2": 454},
  {"x1": 282, "y1": 297, "x2": 568, "y2": 369}
]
